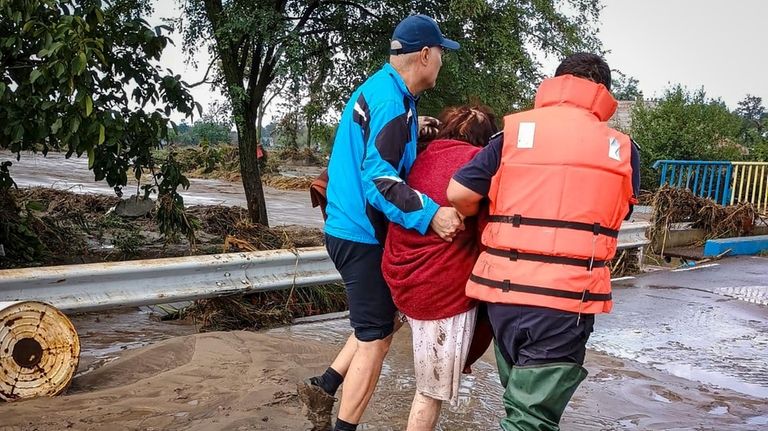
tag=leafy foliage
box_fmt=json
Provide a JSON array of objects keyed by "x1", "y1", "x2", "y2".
[
  {"x1": 735, "y1": 95, "x2": 767, "y2": 156},
  {"x1": 631, "y1": 86, "x2": 747, "y2": 188},
  {"x1": 612, "y1": 71, "x2": 642, "y2": 101},
  {"x1": 0, "y1": 0, "x2": 199, "y2": 240},
  {"x1": 171, "y1": 119, "x2": 232, "y2": 146},
  {"x1": 175, "y1": 0, "x2": 603, "y2": 225}
]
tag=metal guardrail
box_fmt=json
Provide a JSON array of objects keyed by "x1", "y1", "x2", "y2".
[
  {"x1": 0, "y1": 223, "x2": 650, "y2": 313},
  {"x1": 0, "y1": 247, "x2": 339, "y2": 313},
  {"x1": 653, "y1": 160, "x2": 768, "y2": 212}
]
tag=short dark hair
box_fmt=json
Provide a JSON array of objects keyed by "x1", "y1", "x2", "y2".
[
  {"x1": 555, "y1": 53, "x2": 611, "y2": 91},
  {"x1": 435, "y1": 105, "x2": 498, "y2": 148}
]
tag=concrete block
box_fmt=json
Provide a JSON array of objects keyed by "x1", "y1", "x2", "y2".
[{"x1": 703, "y1": 235, "x2": 768, "y2": 257}]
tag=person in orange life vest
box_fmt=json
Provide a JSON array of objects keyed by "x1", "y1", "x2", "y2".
[
  {"x1": 381, "y1": 105, "x2": 498, "y2": 431},
  {"x1": 447, "y1": 53, "x2": 640, "y2": 431}
]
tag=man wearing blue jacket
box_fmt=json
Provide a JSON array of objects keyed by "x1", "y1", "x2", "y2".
[{"x1": 298, "y1": 15, "x2": 463, "y2": 431}]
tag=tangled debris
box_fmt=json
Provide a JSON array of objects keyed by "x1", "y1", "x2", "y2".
[
  {"x1": 186, "y1": 283, "x2": 347, "y2": 331},
  {"x1": 0, "y1": 188, "x2": 323, "y2": 269},
  {"x1": 262, "y1": 174, "x2": 314, "y2": 191},
  {"x1": 609, "y1": 249, "x2": 641, "y2": 278},
  {"x1": 1, "y1": 187, "x2": 338, "y2": 329},
  {"x1": 649, "y1": 185, "x2": 762, "y2": 253}
]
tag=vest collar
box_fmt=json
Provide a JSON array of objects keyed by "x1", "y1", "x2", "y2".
[{"x1": 534, "y1": 75, "x2": 617, "y2": 122}]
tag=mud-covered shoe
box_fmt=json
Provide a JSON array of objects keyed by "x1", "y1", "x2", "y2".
[{"x1": 297, "y1": 378, "x2": 335, "y2": 431}]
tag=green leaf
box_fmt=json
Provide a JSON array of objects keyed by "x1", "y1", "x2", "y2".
[
  {"x1": 70, "y1": 116, "x2": 80, "y2": 133},
  {"x1": 51, "y1": 118, "x2": 62, "y2": 133},
  {"x1": 98, "y1": 124, "x2": 105, "y2": 145},
  {"x1": 25, "y1": 201, "x2": 45, "y2": 212},
  {"x1": 0, "y1": 82, "x2": 5, "y2": 99},
  {"x1": 29, "y1": 69, "x2": 41, "y2": 84},
  {"x1": 87, "y1": 147, "x2": 95, "y2": 169},
  {"x1": 85, "y1": 95, "x2": 93, "y2": 116},
  {"x1": 72, "y1": 52, "x2": 87, "y2": 75}
]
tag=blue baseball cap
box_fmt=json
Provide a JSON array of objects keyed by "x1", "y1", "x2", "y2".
[{"x1": 390, "y1": 15, "x2": 460, "y2": 55}]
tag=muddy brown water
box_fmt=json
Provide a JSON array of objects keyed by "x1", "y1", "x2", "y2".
[
  {"x1": 62, "y1": 295, "x2": 768, "y2": 430},
  {"x1": 3, "y1": 150, "x2": 324, "y2": 227}
]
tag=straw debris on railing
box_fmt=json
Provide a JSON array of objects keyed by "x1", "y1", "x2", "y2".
[
  {"x1": 649, "y1": 185, "x2": 763, "y2": 253},
  {"x1": 609, "y1": 249, "x2": 641, "y2": 278}
]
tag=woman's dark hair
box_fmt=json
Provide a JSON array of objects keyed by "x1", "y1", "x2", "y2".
[
  {"x1": 555, "y1": 52, "x2": 612, "y2": 91},
  {"x1": 435, "y1": 105, "x2": 498, "y2": 148}
]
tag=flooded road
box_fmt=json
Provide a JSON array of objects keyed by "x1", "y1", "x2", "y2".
[
  {"x1": 3, "y1": 150, "x2": 767, "y2": 428},
  {"x1": 2, "y1": 150, "x2": 324, "y2": 227},
  {"x1": 595, "y1": 256, "x2": 768, "y2": 399},
  {"x1": 40, "y1": 256, "x2": 768, "y2": 430}
]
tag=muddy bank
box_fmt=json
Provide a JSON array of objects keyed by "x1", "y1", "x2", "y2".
[
  {"x1": 0, "y1": 187, "x2": 324, "y2": 269},
  {"x1": 0, "y1": 323, "x2": 765, "y2": 430},
  {"x1": 2, "y1": 150, "x2": 325, "y2": 227}
]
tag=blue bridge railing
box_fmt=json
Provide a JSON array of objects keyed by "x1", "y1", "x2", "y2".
[
  {"x1": 653, "y1": 160, "x2": 768, "y2": 214},
  {"x1": 652, "y1": 160, "x2": 733, "y2": 206}
]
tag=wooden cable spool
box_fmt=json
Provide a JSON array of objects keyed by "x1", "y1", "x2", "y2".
[{"x1": 0, "y1": 301, "x2": 80, "y2": 402}]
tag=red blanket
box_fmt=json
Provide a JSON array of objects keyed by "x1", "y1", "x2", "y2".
[{"x1": 382, "y1": 139, "x2": 486, "y2": 320}]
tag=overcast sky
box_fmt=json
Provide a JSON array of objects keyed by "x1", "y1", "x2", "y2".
[
  {"x1": 152, "y1": 1, "x2": 766, "y2": 123},
  {"x1": 599, "y1": 0, "x2": 765, "y2": 107}
]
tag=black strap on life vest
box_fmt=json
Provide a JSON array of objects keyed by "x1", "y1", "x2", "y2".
[
  {"x1": 487, "y1": 214, "x2": 619, "y2": 238},
  {"x1": 485, "y1": 247, "x2": 607, "y2": 269},
  {"x1": 469, "y1": 274, "x2": 612, "y2": 302}
]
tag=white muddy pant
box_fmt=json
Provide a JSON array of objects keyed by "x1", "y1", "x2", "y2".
[{"x1": 407, "y1": 306, "x2": 477, "y2": 406}]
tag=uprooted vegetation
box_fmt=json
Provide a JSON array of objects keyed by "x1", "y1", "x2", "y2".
[
  {"x1": 0, "y1": 187, "x2": 343, "y2": 328},
  {"x1": 186, "y1": 284, "x2": 347, "y2": 332},
  {"x1": 649, "y1": 185, "x2": 764, "y2": 253},
  {"x1": 0, "y1": 187, "x2": 324, "y2": 269}
]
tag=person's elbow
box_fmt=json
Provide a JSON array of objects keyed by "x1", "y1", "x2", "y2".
[{"x1": 447, "y1": 178, "x2": 482, "y2": 217}]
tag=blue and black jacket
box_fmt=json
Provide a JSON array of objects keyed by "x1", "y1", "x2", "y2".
[{"x1": 324, "y1": 63, "x2": 439, "y2": 245}]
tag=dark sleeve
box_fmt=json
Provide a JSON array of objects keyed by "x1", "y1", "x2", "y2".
[
  {"x1": 452, "y1": 133, "x2": 503, "y2": 197},
  {"x1": 625, "y1": 139, "x2": 641, "y2": 220},
  {"x1": 630, "y1": 139, "x2": 641, "y2": 197}
]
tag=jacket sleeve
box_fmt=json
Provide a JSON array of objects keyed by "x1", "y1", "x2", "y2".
[
  {"x1": 360, "y1": 100, "x2": 439, "y2": 234},
  {"x1": 624, "y1": 139, "x2": 641, "y2": 220}
]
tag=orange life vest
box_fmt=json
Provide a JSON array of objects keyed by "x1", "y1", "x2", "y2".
[{"x1": 466, "y1": 75, "x2": 636, "y2": 314}]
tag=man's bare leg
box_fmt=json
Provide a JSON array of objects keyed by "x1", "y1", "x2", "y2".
[
  {"x1": 329, "y1": 333, "x2": 358, "y2": 377},
  {"x1": 326, "y1": 315, "x2": 406, "y2": 384},
  {"x1": 406, "y1": 392, "x2": 442, "y2": 431},
  {"x1": 336, "y1": 335, "x2": 394, "y2": 424}
]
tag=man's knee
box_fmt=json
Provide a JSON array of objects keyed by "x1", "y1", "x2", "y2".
[
  {"x1": 355, "y1": 334, "x2": 393, "y2": 357},
  {"x1": 353, "y1": 322, "x2": 395, "y2": 344}
]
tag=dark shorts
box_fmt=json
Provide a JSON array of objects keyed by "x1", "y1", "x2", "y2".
[
  {"x1": 325, "y1": 234, "x2": 396, "y2": 342},
  {"x1": 488, "y1": 303, "x2": 594, "y2": 367}
]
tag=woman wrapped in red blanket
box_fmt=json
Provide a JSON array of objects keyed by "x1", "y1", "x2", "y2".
[{"x1": 382, "y1": 105, "x2": 497, "y2": 431}]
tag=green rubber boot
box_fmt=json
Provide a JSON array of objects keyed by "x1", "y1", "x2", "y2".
[
  {"x1": 494, "y1": 341, "x2": 512, "y2": 388},
  {"x1": 499, "y1": 363, "x2": 588, "y2": 431}
]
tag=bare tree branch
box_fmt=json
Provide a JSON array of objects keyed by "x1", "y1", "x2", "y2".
[
  {"x1": 187, "y1": 53, "x2": 220, "y2": 88},
  {"x1": 291, "y1": 1, "x2": 321, "y2": 33},
  {"x1": 322, "y1": 0, "x2": 380, "y2": 19}
]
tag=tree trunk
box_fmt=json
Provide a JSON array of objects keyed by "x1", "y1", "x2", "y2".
[
  {"x1": 200, "y1": 0, "x2": 269, "y2": 226},
  {"x1": 306, "y1": 119, "x2": 313, "y2": 150},
  {"x1": 256, "y1": 99, "x2": 266, "y2": 147},
  {"x1": 237, "y1": 101, "x2": 269, "y2": 226}
]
